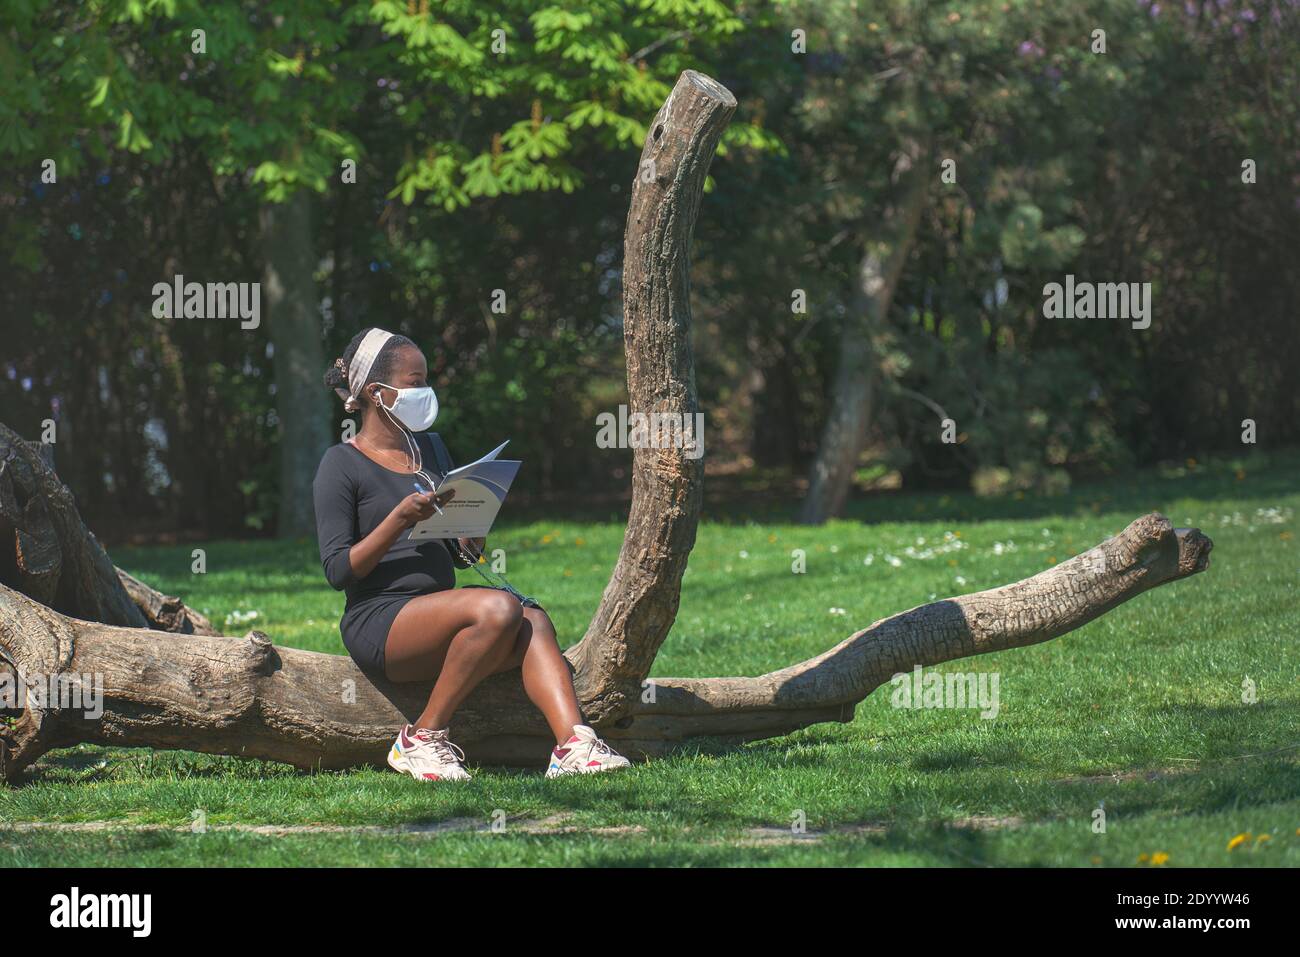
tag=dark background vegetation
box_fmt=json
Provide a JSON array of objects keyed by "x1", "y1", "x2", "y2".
[{"x1": 1, "y1": 0, "x2": 1295, "y2": 542}]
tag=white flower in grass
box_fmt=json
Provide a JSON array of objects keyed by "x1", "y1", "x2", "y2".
[
  {"x1": 954, "y1": 576, "x2": 967, "y2": 586},
  {"x1": 885, "y1": 554, "x2": 902, "y2": 568},
  {"x1": 863, "y1": 554, "x2": 874, "y2": 566},
  {"x1": 828, "y1": 607, "x2": 846, "y2": 616},
  {"x1": 738, "y1": 550, "x2": 749, "y2": 559}
]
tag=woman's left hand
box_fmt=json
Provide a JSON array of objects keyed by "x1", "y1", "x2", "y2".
[{"x1": 457, "y1": 537, "x2": 486, "y2": 562}]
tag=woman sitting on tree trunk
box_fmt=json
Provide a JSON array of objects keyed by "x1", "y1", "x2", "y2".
[{"x1": 313, "y1": 327, "x2": 630, "y2": 782}]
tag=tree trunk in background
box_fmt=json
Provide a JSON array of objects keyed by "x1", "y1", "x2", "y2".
[
  {"x1": 260, "y1": 190, "x2": 330, "y2": 538},
  {"x1": 799, "y1": 137, "x2": 930, "y2": 525}
]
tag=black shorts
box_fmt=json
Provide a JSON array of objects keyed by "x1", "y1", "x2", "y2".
[{"x1": 341, "y1": 586, "x2": 543, "y2": 681}]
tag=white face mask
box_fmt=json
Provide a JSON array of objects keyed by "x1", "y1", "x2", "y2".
[{"x1": 374, "y1": 384, "x2": 438, "y2": 432}]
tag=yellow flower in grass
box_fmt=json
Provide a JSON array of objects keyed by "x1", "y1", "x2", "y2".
[
  {"x1": 1227, "y1": 832, "x2": 1250, "y2": 852},
  {"x1": 574, "y1": 537, "x2": 586, "y2": 546},
  {"x1": 1137, "y1": 853, "x2": 1149, "y2": 863},
  {"x1": 1151, "y1": 852, "x2": 1169, "y2": 866},
  {"x1": 1255, "y1": 834, "x2": 1270, "y2": 845},
  {"x1": 541, "y1": 534, "x2": 553, "y2": 544}
]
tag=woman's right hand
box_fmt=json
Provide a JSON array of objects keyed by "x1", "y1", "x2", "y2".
[{"x1": 392, "y1": 489, "x2": 455, "y2": 528}]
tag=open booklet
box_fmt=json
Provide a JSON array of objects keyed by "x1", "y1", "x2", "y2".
[{"x1": 407, "y1": 440, "x2": 521, "y2": 541}]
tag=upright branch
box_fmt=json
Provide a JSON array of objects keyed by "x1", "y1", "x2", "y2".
[{"x1": 566, "y1": 71, "x2": 737, "y2": 722}]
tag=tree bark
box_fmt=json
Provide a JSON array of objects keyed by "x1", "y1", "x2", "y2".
[
  {"x1": 0, "y1": 512, "x2": 1210, "y2": 780},
  {"x1": 0, "y1": 423, "x2": 217, "y2": 635},
  {"x1": 799, "y1": 135, "x2": 930, "y2": 525},
  {"x1": 0, "y1": 423, "x2": 145, "y2": 628},
  {"x1": 260, "y1": 189, "x2": 331, "y2": 539},
  {"x1": 564, "y1": 71, "x2": 736, "y2": 724},
  {"x1": 115, "y1": 567, "x2": 219, "y2": 636}
]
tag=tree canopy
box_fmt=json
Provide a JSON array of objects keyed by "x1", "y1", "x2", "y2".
[{"x1": 1, "y1": 0, "x2": 1294, "y2": 537}]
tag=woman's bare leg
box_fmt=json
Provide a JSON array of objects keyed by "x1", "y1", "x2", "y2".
[
  {"x1": 489, "y1": 607, "x2": 584, "y2": 745},
  {"x1": 384, "y1": 588, "x2": 523, "y2": 730}
]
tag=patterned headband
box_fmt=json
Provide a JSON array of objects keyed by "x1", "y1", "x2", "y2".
[{"x1": 344, "y1": 328, "x2": 393, "y2": 412}]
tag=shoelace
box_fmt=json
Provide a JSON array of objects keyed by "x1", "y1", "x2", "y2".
[
  {"x1": 585, "y1": 737, "x2": 622, "y2": 761},
  {"x1": 414, "y1": 730, "x2": 466, "y2": 767}
]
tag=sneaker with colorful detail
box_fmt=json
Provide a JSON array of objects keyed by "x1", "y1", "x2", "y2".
[
  {"x1": 388, "y1": 724, "x2": 472, "y2": 782},
  {"x1": 545, "y1": 724, "x2": 631, "y2": 777}
]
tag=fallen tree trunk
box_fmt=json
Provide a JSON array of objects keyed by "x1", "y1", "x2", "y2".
[{"x1": 0, "y1": 512, "x2": 1210, "y2": 778}]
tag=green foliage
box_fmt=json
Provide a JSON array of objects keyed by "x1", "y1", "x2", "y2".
[
  {"x1": 1, "y1": 0, "x2": 749, "y2": 204},
  {"x1": 0, "y1": 0, "x2": 1294, "y2": 531}
]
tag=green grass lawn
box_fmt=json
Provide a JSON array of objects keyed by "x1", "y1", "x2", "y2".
[{"x1": 2, "y1": 452, "x2": 1297, "y2": 867}]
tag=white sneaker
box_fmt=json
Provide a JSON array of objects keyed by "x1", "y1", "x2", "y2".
[
  {"x1": 388, "y1": 725, "x2": 472, "y2": 782},
  {"x1": 545, "y1": 725, "x2": 632, "y2": 777}
]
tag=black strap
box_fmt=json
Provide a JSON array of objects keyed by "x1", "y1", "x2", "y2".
[
  {"x1": 419, "y1": 431, "x2": 455, "y2": 481},
  {"x1": 415, "y1": 432, "x2": 470, "y2": 566}
]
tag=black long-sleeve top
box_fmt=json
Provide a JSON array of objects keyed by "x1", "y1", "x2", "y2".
[{"x1": 312, "y1": 433, "x2": 468, "y2": 609}]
